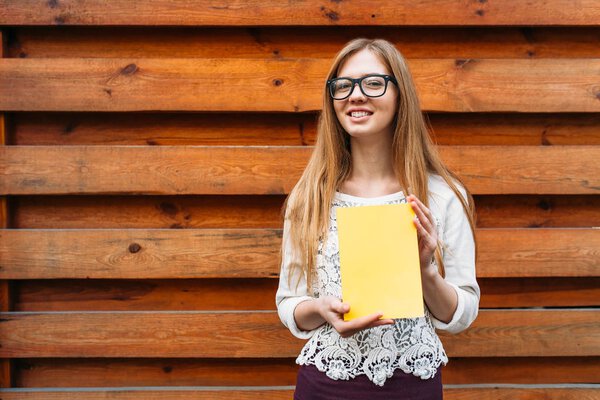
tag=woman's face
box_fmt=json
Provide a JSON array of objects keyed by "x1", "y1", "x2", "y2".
[{"x1": 333, "y1": 49, "x2": 399, "y2": 141}]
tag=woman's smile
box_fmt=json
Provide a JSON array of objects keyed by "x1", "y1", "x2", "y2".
[{"x1": 347, "y1": 108, "x2": 374, "y2": 121}]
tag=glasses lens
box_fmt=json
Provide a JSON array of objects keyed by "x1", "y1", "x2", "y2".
[
  {"x1": 361, "y1": 76, "x2": 386, "y2": 97},
  {"x1": 331, "y1": 78, "x2": 353, "y2": 99}
]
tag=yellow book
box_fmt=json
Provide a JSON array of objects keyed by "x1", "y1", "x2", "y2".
[{"x1": 336, "y1": 203, "x2": 424, "y2": 321}]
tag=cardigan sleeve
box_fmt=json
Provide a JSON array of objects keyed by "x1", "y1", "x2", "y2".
[
  {"x1": 275, "y1": 216, "x2": 320, "y2": 339},
  {"x1": 429, "y1": 183, "x2": 480, "y2": 334}
]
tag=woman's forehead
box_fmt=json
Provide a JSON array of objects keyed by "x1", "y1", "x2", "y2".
[{"x1": 337, "y1": 49, "x2": 390, "y2": 77}]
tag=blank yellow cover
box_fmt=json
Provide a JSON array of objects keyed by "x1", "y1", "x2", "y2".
[{"x1": 336, "y1": 203, "x2": 424, "y2": 321}]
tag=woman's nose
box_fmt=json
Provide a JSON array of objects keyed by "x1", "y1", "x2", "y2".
[{"x1": 348, "y1": 83, "x2": 366, "y2": 102}]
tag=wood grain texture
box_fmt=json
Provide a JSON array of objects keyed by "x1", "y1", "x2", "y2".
[
  {"x1": 0, "y1": 310, "x2": 597, "y2": 358},
  {"x1": 473, "y1": 195, "x2": 600, "y2": 228},
  {"x1": 1, "y1": 228, "x2": 597, "y2": 279},
  {"x1": 1, "y1": 146, "x2": 599, "y2": 195},
  {"x1": 0, "y1": 229, "x2": 283, "y2": 279},
  {"x1": 478, "y1": 278, "x2": 600, "y2": 308},
  {"x1": 0, "y1": 27, "x2": 13, "y2": 390},
  {"x1": 9, "y1": 27, "x2": 600, "y2": 59},
  {"x1": 10, "y1": 195, "x2": 287, "y2": 229},
  {"x1": 2, "y1": 58, "x2": 600, "y2": 112},
  {"x1": 10, "y1": 194, "x2": 600, "y2": 229},
  {"x1": 1, "y1": 0, "x2": 600, "y2": 26},
  {"x1": 9, "y1": 112, "x2": 600, "y2": 146},
  {"x1": 0, "y1": 146, "x2": 312, "y2": 195},
  {"x1": 476, "y1": 229, "x2": 600, "y2": 278},
  {"x1": 13, "y1": 357, "x2": 600, "y2": 386},
  {"x1": 0, "y1": 387, "x2": 599, "y2": 400},
  {"x1": 10, "y1": 277, "x2": 600, "y2": 312}
]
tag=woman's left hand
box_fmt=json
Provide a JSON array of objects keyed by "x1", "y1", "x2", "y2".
[{"x1": 407, "y1": 194, "x2": 438, "y2": 274}]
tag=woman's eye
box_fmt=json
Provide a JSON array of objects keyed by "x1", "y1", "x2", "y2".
[
  {"x1": 365, "y1": 80, "x2": 384, "y2": 87},
  {"x1": 337, "y1": 83, "x2": 351, "y2": 90}
]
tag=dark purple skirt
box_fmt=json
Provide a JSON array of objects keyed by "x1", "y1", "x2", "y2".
[{"x1": 294, "y1": 364, "x2": 443, "y2": 400}]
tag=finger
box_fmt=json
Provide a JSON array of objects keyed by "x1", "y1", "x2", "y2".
[
  {"x1": 411, "y1": 196, "x2": 435, "y2": 227},
  {"x1": 343, "y1": 312, "x2": 386, "y2": 331},
  {"x1": 413, "y1": 215, "x2": 432, "y2": 241},
  {"x1": 410, "y1": 200, "x2": 433, "y2": 233},
  {"x1": 339, "y1": 317, "x2": 395, "y2": 338},
  {"x1": 369, "y1": 318, "x2": 395, "y2": 327},
  {"x1": 333, "y1": 302, "x2": 350, "y2": 314}
]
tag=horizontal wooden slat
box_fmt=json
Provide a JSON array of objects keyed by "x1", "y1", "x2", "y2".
[
  {"x1": 1, "y1": 0, "x2": 599, "y2": 26},
  {"x1": 2, "y1": 58, "x2": 600, "y2": 112},
  {"x1": 0, "y1": 310, "x2": 597, "y2": 358},
  {"x1": 11, "y1": 277, "x2": 600, "y2": 311},
  {"x1": 11, "y1": 112, "x2": 311, "y2": 146},
  {"x1": 11, "y1": 195, "x2": 286, "y2": 229},
  {"x1": 476, "y1": 229, "x2": 600, "y2": 278},
  {"x1": 1, "y1": 387, "x2": 599, "y2": 400},
  {"x1": 9, "y1": 112, "x2": 600, "y2": 147},
  {"x1": 13, "y1": 279, "x2": 279, "y2": 312},
  {"x1": 1, "y1": 228, "x2": 597, "y2": 279},
  {"x1": 479, "y1": 278, "x2": 600, "y2": 308},
  {"x1": 14, "y1": 357, "x2": 600, "y2": 386},
  {"x1": 474, "y1": 195, "x2": 600, "y2": 228},
  {"x1": 0, "y1": 146, "x2": 309, "y2": 195},
  {"x1": 0, "y1": 229, "x2": 281, "y2": 279},
  {"x1": 0, "y1": 389, "x2": 294, "y2": 400},
  {"x1": 8, "y1": 27, "x2": 600, "y2": 59},
  {"x1": 1, "y1": 146, "x2": 599, "y2": 195},
  {"x1": 10, "y1": 194, "x2": 600, "y2": 229}
]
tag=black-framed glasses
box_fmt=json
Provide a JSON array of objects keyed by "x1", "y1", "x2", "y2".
[{"x1": 327, "y1": 74, "x2": 398, "y2": 100}]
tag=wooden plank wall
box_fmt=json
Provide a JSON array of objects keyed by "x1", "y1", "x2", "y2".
[{"x1": 1, "y1": 1, "x2": 599, "y2": 398}]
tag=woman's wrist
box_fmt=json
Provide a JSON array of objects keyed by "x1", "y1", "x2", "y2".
[
  {"x1": 420, "y1": 260, "x2": 438, "y2": 280},
  {"x1": 294, "y1": 297, "x2": 326, "y2": 331}
]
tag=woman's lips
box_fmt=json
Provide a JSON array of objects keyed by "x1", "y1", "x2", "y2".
[{"x1": 348, "y1": 111, "x2": 373, "y2": 121}]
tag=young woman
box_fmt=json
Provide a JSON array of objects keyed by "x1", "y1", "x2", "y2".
[{"x1": 276, "y1": 38, "x2": 480, "y2": 399}]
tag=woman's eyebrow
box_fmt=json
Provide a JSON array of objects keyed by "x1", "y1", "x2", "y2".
[{"x1": 337, "y1": 72, "x2": 387, "y2": 77}]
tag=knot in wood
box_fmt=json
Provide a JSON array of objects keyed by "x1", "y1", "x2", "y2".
[
  {"x1": 273, "y1": 79, "x2": 283, "y2": 86},
  {"x1": 128, "y1": 243, "x2": 142, "y2": 253},
  {"x1": 121, "y1": 63, "x2": 138, "y2": 76}
]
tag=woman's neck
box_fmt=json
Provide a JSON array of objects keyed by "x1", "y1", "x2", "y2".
[
  {"x1": 348, "y1": 132, "x2": 395, "y2": 181},
  {"x1": 341, "y1": 132, "x2": 401, "y2": 196}
]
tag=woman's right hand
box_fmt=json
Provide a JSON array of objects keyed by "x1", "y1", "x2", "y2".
[{"x1": 318, "y1": 295, "x2": 394, "y2": 338}]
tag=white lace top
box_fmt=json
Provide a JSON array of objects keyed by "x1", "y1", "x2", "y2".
[{"x1": 276, "y1": 174, "x2": 480, "y2": 386}]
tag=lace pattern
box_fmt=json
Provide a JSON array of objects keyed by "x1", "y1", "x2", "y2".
[{"x1": 296, "y1": 194, "x2": 448, "y2": 386}]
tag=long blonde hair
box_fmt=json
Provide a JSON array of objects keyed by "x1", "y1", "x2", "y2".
[{"x1": 282, "y1": 38, "x2": 477, "y2": 290}]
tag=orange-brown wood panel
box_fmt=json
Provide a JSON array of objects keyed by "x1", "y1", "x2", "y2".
[
  {"x1": 1, "y1": 0, "x2": 600, "y2": 26},
  {"x1": 475, "y1": 229, "x2": 600, "y2": 278},
  {"x1": 0, "y1": 146, "x2": 313, "y2": 195},
  {"x1": 9, "y1": 195, "x2": 286, "y2": 229},
  {"x1": 13, "y1": 357, "x2": 600, "y2": 386},
  {"x1": 1, "y1": 146, "x2": 599, "y2": 195},
  {"x1": 0, "y1": 229, "x2": 283, "y2": 279},
  {"x1": 12, "y1": 279, "x2": 279, "y2": 312},
  {"x1": 0, "y1": 390, "x2": 293, "y2": 400},
  {"x1": 10, "y1": 277, "x2": 600, "y2": 312},
  {"x1": 8, "y1": 112, "x2": 600, "y2": 146},
  {"x1": 0, "y1": 387, "x2": 598, "y2": 399},
  {"x1": 8, "y1": 27, "x2": 600, "y2": 59},
  {"x1": 1, "y1": 228, "x2": 597, "y2": 279},
  {"x1": 9, "y1": 194, "x2": 600, "y2": 229},
  {"x1": 427, "y1": 113, "x2": 600, "y2": 146},
  {"x1": 0, "y1": 28, "x2": 13, "y2": 389},
  {"x1": 474, "y1": 195, "x2": 600, "y2": 228},
  {"x1": 0, "y1": 310, "x2": 597, "y2": 358},
  {"x1": 2, "y1": 58, "x2": 600, "y2": 112},
  {"x1": 479, "y1": 278, "x2": 600, "y2": 308},
  {"x1": 10, "y1": 112, "x2": 310, "y2": 146},
  {"x1": 445, "y1": 357, "x2": 600, "y2": 384}
]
